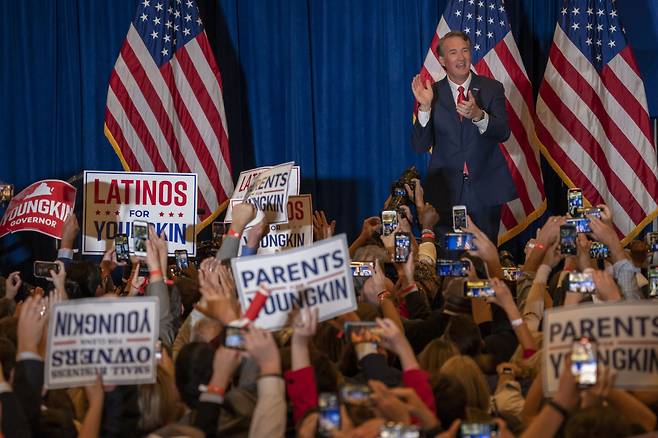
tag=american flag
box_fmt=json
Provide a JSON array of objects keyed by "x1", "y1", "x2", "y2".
[
  {"x1": 536, "y1": 0, "x2": 658, "y2": 243},
  {"x1": 417, "y1": 0, "x2": 546, "y2": 244},
  {"x1": 104, "y1": 0, "x2": 234, "y2": 229}
]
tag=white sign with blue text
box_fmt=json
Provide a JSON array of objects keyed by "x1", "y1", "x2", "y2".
[{"x1": 232, "y1": 234, "x2": 356, "y2": 331}]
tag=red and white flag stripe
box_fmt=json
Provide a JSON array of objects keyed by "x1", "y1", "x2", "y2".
[
  {"x1": 105, "y1": 24, "x2": 233, "y2": 228},
  {"x1": 536, "y1": 25, "x2": 658, "y2": 242}
]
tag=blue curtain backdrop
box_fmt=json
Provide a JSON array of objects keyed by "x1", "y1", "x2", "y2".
[{"x1": 1, "y1": 0, "x2": 657, "y2": 269}]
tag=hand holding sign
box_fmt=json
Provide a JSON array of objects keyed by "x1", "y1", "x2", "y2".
[{"x1": 231, "y1": 202, "x2": 257, "y2": 234}]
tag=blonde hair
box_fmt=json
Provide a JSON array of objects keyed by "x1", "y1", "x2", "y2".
[
  {"x1": 440, "y1": 355, "x2": 490, "y2": 412},
  {"x1": 138, "y1": 365, "x2": 183, "y2": 433},
  {"x1": 418, "y1": 339, "x2": 458, "y2": 385}
]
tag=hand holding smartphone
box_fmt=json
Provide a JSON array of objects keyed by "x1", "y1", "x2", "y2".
[
  {"x1": 452, "y1": 205, "x2": 468, "y2": 232},
  {"x1": 394, "y1": 232, "x2": 411, "y2": 263},
  {"x1": 132, "y1": 220, "x2": 149, "y2": 257},
  {"x1": 571, "y1": 336, "x2": 597, "y2": 388},
  {"x1": 115, "y1": 233, "x2": 130, "y2": 262}
]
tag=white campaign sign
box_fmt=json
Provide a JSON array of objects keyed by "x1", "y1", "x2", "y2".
[
  {"x1": 82, "y1": 171, "x2": 198, "y2": 255},
  {"x1": 231, "y1": 234, "x2": 356, "y2": 331},
  {"x1": 225, "y1": 163, "x2": 299, "y2": 224},
  {"x1": 542, "y1": 302, "x2": 658, "y2": 395},
  {"x1": 238, "y1": 194, "x2": 313, "y2": 255},
  {"x1": 45, "y1": 297, "x2": 159, "y2": 389}
]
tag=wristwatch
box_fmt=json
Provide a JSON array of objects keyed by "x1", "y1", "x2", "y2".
[{"x1": 473, "y1": 110, "x2": 486, "y2": 122}]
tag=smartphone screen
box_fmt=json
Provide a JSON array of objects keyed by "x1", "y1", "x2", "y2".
[
  {"x1": 566, "y1": 217, "x2": 590, "y2": 233},
  {"x1": 568, "y1": 272, "x2": 595, "y2": 294},
  {"x1": 115, "y1": 233, "x2": 130, "y2": 262},
  {"x1": 452, "y1": 205, "x2": 468, "y2": 231},
  {"x1": 0, "y1": 184, "x2": 14, "y2": 202},
  {"x1": 132, "y1": 221, "x2": 149, "y2": 256},
  {"x1": 648, "y1": 266, "x2": 658, "y2": 298},
  {"x1": 589, "y1": 242, "x2": 609, "y2": 259},
  {"x1": 350, "y1": 261, "x2": 374, "y2": 277},
  {"x1": 175, "y1": 250, "x2": 189, "y2": 271},
  {"x1": 560, "y1": 225, "x2": 577, "y2": 255},
  {"x1": 646, "y1": 232, "x2": 658, "y2": 252},
  {"x1": 34, "y1": 261, "x2": 59, "y2": 279},
  {"x1": 502, "y1": 267, "x2": 521, "y2": 281},
  {"x1": 568, "y1": 188, "x2": 583, "y2": 216},
  {"x1": 381, "y1": 210, "x2": 397, "y2": 237},
  {"x1": 344, "y1": 322, "x2": 381, "y2": 344},
  {"x1": 394, "y1": 232, "x2": 411, "y2": 263},
  {"x1": 224, "y1": 325, "x2": 246, "y2": 350},
  {"x1": 464, "y1": 280, "x2": 495, "y2": 298},
  {"x1": 339, "y1": 383, "x2": 372, "y2": 406},
  {"x1": 211, "y1": 222, "x2": 225, "y2": 241},
  {"x1": 459, "y1": 422, "x2": 499, "y2": 438},
  {"x1": 318, "y1": 393, "x2": 340, "y2": 436},
  {"x1": 571, "y1": 337, "x2": 597, "y2": 387},
  {"x1": 437, "y1": 260, "x2": 469, "y2": 277},
  {"x1": 445, "y1": 232, "x2": 475, "y2": 251}
]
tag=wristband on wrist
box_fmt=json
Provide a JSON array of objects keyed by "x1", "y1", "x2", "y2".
[
  {"x1": 227, "y1": 228, "x2": 241, "y2": 239},
  {"x1": 149, "y1": 269, "x2": 163, "y2": 277},
  {"x1": 546, "y1": 399, "x2": 569, "y2": 418},
  {"x1": 421, "y1": 232, "x2": 435, "y2": 240},
  {"x1": 203, "y1": 384, "x2": 225, "y2": 396},
  {"x1": 534, "y1": 242, "x2": 546, "y2": 250},
  {"x1": 510, "y1": 318, "x2": 524, "y2": 328}
]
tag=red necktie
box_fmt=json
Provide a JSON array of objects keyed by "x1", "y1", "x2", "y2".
[
  {"x1": 457, "y1": 85, "x2": 466, "y2": 121},
  {"x1": 458, "y1": 86, "x2": 469, "y2": 176}
]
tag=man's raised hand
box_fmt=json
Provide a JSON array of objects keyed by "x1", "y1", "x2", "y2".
[{"x1": 412, "y1": 75, "x2": 434, "y2": 111}]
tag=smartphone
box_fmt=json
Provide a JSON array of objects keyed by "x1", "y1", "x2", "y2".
[
  {"x1": 502, "y1": 267, "x2": 521, "y2": 281},
  {"x1": 589, "y1": 241, "x2": 609, "y2": 259},
  {"x1": 132, "y1": 220, "x2": 149, "y2": 257},
  {"x1": 34, "y1": 261, "x2": 59, "y2": 279},
  {"x1": 175, "y1": 249, "x2": 189, "y2": 271},
  {"x1": 339, "y1": 383, "x2": 372, "y2": 406},
  {"x1": 571, "y1": 336, "x2": 597, "y2": 388},
  {"x1": 566, "y1": 217, "x2": 590, "y2": 233},
  {"x1": 465, "y1": 280, "x2": 495, "y2": 298},
  {"x1": 567, "y1": 188, "x2": 583, "y2": 217},
  {"x1": 459, "y1": 422, "x2": 499, "y2": 438},
  {"x1": 437, "y1": 259, "x2": 470, "y2": 277},
  {"x1": 0, "y1": 184, "x2": 14, "y2": 202},
  {"x1": 115, "y1": 233, "x2": 130, "y2": 263},
  {"x1": 318, "y1": 393, "x2": 341, "y2": 436},
  {"x1": 646, "y1": 232, "x2": 658, "y2": 252},
  {"x1": 445, "y1": 232, "x2": 475, "y2": 251},
  {"x1": 380, "y1": 424, "x2": 420, "y2": 437},
  {"x1": 452, "y1": 205, "x2": 468, "y2": 232},
  {"x1": 648, "y1": 265, "x2": 658, "y2": 298},
  {"x1": 394, "y1": 232, "x2": 411, "y2": 263},
  {"x1": 344, "y1": 321, "x2": 382, "y2": 344},
  {"x1": 577, "y1": 207, "x2": 602, "y2": 219},
  {"x1": 560, "y1": 224, "x2": 577, "y2": 255},
  {"x1": 211, "y1": 221, "x2": 225, "y2": 241},
  {"x1": 350, "y1": 261, "x2": 374, "y2": 277},
  {"x1": 224, "y1": 325, "x2": 247, "y2": 350},
  {"x1": 381, "y1": 210, "x2": 397, "y2": 237},
  {"x1": 569, "y1": 271, "x2": 595, "y2": 294}
]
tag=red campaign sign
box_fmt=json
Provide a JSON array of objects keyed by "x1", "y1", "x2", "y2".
[{"x1": 0, "y1": 180, "x2": 77, "y2": 239}]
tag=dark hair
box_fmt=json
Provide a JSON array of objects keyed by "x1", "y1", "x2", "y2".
[
  {"x1": 437, "y1": 31, "x2": 471, "y2": 57},
  {"x1": 565, "y1": 405, "x2": 633, "y2": 438},
  {"x1": 433, "y1": 375, "x2": 467, "y2": 427},
  {"x1": 0, "y1": 298, "x2": 15, "y2": 319},
  {"x1": 0, "y1": 316, "x2": 18, "y2": 346},
  {"x1": 443, "y1": 315, "x2": 482, "y2": 357},
  {"x1": 66, "y1": 261, "x2": 102, "y2": 299},
  {"x1": 0, "y1": 337, "x2": 16, "y2": 380},
  {"x1": 36, "y1": 408, "x2": 78, "y2": 438},
  {"x1": 174, "y1": 277, "x2": 200, "y2": 321},
  {"x1": 175, "y1": 342, "x2": 214, "y2": 409}
]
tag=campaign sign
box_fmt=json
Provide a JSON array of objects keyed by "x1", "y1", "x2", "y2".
[
  {"x1": 82, "y1": 171, "x2": 198, "y2": 256},
  {"x1": 542, "y1": 302, "x2": 658, "y2": 395},
  {"x1": 45, "y1": 297, "x2": 159, "y2": 389},
  {"x1": 232, "y1": 234, "x2": 356, "y2": 331},
  {"x1": 238, "y1": 195, "x2": 313, "y2": 255},
  {"x1": 0, "y1": 180, "x2": 76, "y2": 239},
  {"x1": 225, "y1": 163, "x2": 299, "y2": 224}
]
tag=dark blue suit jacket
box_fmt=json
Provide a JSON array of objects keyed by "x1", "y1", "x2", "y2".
[{"x1": 412, "y1": 74, "x2": 516, "y2": 212}]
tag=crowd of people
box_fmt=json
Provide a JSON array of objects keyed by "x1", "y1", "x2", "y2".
[{"x1": 0, "y1": 177, "x2": 657, "y2": 438}]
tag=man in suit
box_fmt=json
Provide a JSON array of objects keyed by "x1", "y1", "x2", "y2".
[{"x1": 411, "y1": 31, "x2": 516, "y2": 244}]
